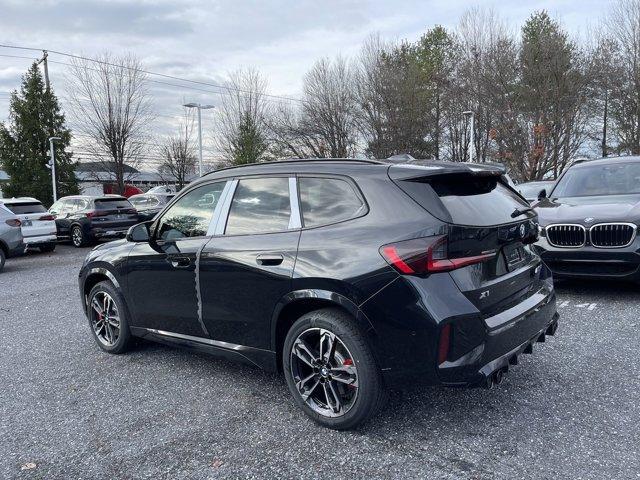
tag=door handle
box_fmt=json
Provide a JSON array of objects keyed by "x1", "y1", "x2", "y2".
[
  {"x1": 256, "y1": 254, "x2": 284, "y2": 266},
  {"x1": 168, "y1": 255, "x2": 191, "y2": 268}
]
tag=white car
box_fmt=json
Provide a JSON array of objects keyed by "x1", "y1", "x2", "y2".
[{"x1": 0, "y1": 197, "x2": 57, "y2": 252}]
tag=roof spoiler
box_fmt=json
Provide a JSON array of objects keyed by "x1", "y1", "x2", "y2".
[{"x1": 388, "y1": 161, "x2": 505, "y2": 181}]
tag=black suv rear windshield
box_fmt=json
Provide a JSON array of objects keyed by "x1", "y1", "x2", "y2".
[
  {"x1": 552, "y1": 162, "x2": 640, "y2": 197},
  {"x1": 394, "y1": 173, "x2": 530, "y2": 226},
  {"x1": 95, "y1": 198, "x2": 133, "y2": 209},
  {"x1": 4, "y1": 202, "x2": 46, "y2": 214}
]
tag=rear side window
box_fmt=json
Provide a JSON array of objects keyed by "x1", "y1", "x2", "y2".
[
  {"x1": 4, "y1": 202, "x2": 46, "y2": 214},
  {"x1": 395, "y1": 174, "x2": 529, "y2": 226},
  {"x1": 225, "y1": 177, "x2": 291, "y2": 235},
  {"x1": 299, "y1": 177, "x2": 366, "y2": 227},
  {"x1": 95, "y1": 199, "x2": 133, "y2": 210}
]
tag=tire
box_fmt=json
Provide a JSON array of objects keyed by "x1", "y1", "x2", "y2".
[
  {"x1": 39, "y1": 243, "x2": 56, "y2": 253},
  {"x1": 71, "y1": 225, "x2": 88, "y2": 248},
  {"x1": 86, "y1": 281, "x2": 134, "y2": 354},
  {"x1": 0, "y1": 248, "x2": 5, "y2": 272},
  {"x1": 283, "y1": 307, "x2": 388, "y2": 430}
]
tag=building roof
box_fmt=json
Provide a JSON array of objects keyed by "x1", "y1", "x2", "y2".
[{"x1": 75, "y1": 161, "x2": 140, "y2": 174}]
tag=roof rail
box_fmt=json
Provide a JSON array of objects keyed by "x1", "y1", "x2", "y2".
[{"x1": 203, "y1": 158, "x2": 384, "y2": 177}]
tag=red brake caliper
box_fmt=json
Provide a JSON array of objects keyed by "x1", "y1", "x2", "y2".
[{"x1": 343, "y1": 359, "x2": 356, "y2": 388}]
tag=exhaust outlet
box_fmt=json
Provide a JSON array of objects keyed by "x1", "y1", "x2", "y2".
[{"x1": 493, "y1": 370, "x2": 504, "y2": 385}]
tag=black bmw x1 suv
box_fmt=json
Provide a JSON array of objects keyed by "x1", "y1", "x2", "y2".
[{"x1": 79, "y1": 159, "x2": 559, "y2": 429}]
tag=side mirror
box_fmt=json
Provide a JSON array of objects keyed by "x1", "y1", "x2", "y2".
[
  {"x1": 126, "y1": 222, "x2": 150, "y2": 242},
  {"x1": 537, "y1": 189, "x2": 547, "y2": 200}
]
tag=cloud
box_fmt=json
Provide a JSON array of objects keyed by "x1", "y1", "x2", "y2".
[{"x1": 0, "y1": 0, "x2": 611, "y2": 165}]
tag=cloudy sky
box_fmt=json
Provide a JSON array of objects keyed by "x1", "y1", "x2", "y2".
[{"x1": 0, "y1": 0, "x2": 613, "y2": 165}]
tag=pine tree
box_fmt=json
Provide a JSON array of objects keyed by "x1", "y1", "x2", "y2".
[
  {"x1": 230, "y1": 112, "x2": 268, "y2": 165},
  {"x1": 0, "y1": 63, "x2": 78, "y2": 206}
]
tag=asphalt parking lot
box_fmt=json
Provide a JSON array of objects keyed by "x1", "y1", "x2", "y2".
[{"x1": 1, "y1": 245, "x2": 639, "y2": 479}]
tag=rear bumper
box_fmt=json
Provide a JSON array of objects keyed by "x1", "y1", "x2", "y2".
[
  {"x1": 439, "y1": 290, "x2": 557, "y2": 386},
  {"x1": 535, "y1": 236, "x2": 640, "y2": 280},
  {"x1": 23, "y1": 234, "x2": 57, "y2": 245},
  {"x1": 360, "y1": 266, "x2": 558, "y2": 389}
]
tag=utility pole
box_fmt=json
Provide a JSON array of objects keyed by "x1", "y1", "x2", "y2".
[
  {"x1": 37, "y1": 50, "x2": 50, "y2": 93},
  {"x1": 48, "y1": 137, "x2": 61, "y2": 202}
]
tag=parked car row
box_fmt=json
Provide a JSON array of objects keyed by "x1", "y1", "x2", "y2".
[{"x1": 0, "y1": 192, "x2": 174, "y2": 271}]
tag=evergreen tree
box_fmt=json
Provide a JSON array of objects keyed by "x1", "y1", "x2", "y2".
[
  {"x1": 229, "y1": 112, "x2": 268, "y2": 165},
  {"x1": 416, "y1": 26, "x2": 456, "y2": 160},
  {"x1": 0, "y1": 63, "x2": 78, "y2": 205}
]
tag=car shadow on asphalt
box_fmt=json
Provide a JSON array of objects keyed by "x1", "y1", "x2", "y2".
[{"x1": 127, "y1": 336, "x2": 555, "y2": 436}]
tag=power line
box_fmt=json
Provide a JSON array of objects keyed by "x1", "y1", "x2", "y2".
[{"x1": 0, "y1": 43, "x2": 302, "y2": 103}]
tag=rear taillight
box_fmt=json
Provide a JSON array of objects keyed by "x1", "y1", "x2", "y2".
[
  {"x1": 379, "y1": 235, "x2": 495, "y2": 274},
  {"x1": 5, "y1": 219, "x2": 21, "y2": 227},
  {"x1": 39, "y1": 215, "x2": 55, "y2": 221}
]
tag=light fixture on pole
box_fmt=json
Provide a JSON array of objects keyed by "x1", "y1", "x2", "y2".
[
  {"x1": 183, "y1": 103, "x2": 215, "y2": 177},
  {"x1": 47, "y1": 137, "x2": 61, "y2": 202},
  {"x1": 462, "y1": 110, "x2": 474, "y2": 163}
]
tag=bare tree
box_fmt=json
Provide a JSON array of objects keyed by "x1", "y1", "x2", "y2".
[
  {"x1": 585, "y1": 32, "x2": 623, "y2": 157},
  {"x1": 216, "y1": 68, "x2": 270, "y2": 165},
  {"x1": 66, "y1": 53, "x2": 153, "y2": 194},
  {"x1": 159, "y1": 109, "x2": 197, "y2": 190},
  {"x1": 445, "y1": 8, "x2": 514, "y2": 163},
  {"x1": 606, "y1": 0, "x2": 640, "y2": 154},
  {"x1": 270, "y1": 57, "x2": 359, "y2": 158}
]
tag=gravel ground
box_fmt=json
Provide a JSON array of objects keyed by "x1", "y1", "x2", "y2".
[{"x1": 0, "y1": 244, "x2": 639, "y2": 479}]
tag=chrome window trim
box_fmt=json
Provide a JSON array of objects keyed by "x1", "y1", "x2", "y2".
[
  {"x1": 211, "y1": 179, "x2": 238, "y2": 236},
  {"x1": 545, "y1": 223, "x2": 587, "y2": 248},
  {"x1": 589, "y1": 222, "x2": 637, "y2": 249},
  {"x1": 288, "y1": 176, "x2": 301, "y2": 229}
]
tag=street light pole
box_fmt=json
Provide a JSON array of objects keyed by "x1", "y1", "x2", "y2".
[
  {"x1": 48, "y1": 137, "x2": 61, "y2": 202},
  {"x1": 462, "y1": 110, "x2": 474, "y2": 163},
  {"x1": 183, "y1": 103, "x2": 215, "y2": 177}
]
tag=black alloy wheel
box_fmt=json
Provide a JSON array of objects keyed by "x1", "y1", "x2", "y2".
[
  {"x1": 87, "y1": 281, "x2": 133, "y2": 354},
  {"x1": 71, "y1": 225, "x2": 86, "y2": 247},
  {"x1": 283, "y1": 308, "x2": 387, "y2": 430}
]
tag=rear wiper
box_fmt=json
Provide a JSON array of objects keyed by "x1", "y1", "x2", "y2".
[{"x1": 511, "y1": 206, "x2": 535, "y2": 218}]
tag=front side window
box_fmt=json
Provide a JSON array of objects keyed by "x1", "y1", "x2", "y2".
[
  {"x1": 225, "y1": 177, "x2": 291, "y2": 235},
  {"x1": 156, "y1": 182, "x2": 225, "y2": 241},
  {"x1": 299, "y1": 177, "x2": 366, "y2": 228}
]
